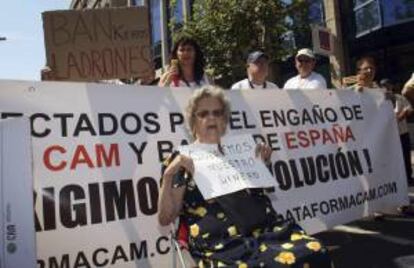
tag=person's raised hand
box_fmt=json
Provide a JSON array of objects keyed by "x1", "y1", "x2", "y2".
[
  {"x1": 158, "y1": 62, "x2": 179, "y2": 87},
  {"x1": 163, "y1": 153, "x2": 194, "y2": 180}
]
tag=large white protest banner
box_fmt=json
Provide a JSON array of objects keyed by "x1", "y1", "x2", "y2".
[
  {"x1": 0, "y1": 118, "x2": 36, "y2": 268},
  {"x1": 228, "y1": 89, "x2": 409, "y2": 232},
  {"x1": 0, "y1": 80, "x2": 408, "y2": 267},
  {"x1": 179, "y1": 134, "x2": 276, "y2": 199}
]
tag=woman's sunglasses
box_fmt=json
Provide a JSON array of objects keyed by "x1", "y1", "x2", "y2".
[{"x1": 195, "y1": 109, "x2": 224, "y2": 119}]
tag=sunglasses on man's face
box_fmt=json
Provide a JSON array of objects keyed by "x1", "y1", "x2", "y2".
[{"x1": 195, "y1": 109, "x2": 224, "y2": 119}]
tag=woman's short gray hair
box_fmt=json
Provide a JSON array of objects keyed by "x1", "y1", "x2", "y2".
[{"x1": 185, "y1": 86, "x2": 231, "y2": 139}]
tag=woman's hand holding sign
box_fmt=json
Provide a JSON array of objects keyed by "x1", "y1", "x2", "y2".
[
  {"x1": 163, "y1": 153, "x2": 194, "y2": 180},
  {"x1": 158, "y1": 152, "x2": 194, "y2": 226},
  {"x1": 255, "y1": 142, "x2": 272, "y2": 165}
]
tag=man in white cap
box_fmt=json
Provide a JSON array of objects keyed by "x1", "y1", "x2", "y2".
[
  {"x1": 231, "y1": 51, "x2": 279, "y2": 90},
  {"x1": 283, "y1": 48, "x2": 327, "y2": 90}
]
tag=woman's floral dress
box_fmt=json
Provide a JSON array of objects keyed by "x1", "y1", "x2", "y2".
[{"x1": 162, "y1": 154, "x2": 334, "y2": 268}]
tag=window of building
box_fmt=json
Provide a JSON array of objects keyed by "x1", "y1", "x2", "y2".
[
  {"x1": 149, "y1": 0, "x2": 162, "y2": 68},
  {"x1": 309, "y1": 0, "x2": 326, "y2": 26},
  {"x1": 281, "y1": 30, "x2": 296, "y2": 55},
  {"x1": 111, "y1": 0, "x2": 128, "y2": 7},
  {"x1": 354, "y1": 0, "x2": 414, "y2": 37},
  {"x1": 354, "y1": 0, "x2": 369, "y2": 6},
  {"x1": 131, "y1": 0, "x2": 145, "y2": 5},
  {"x1": 353, "y1": 0, "x2": 382, "y2": 37},
  {"x1": 174, "y1": 0, "x2": 184, "y2": 22},
  {"x1": 381, "y1": 0, "x2": 414, "y2": 27},
  {"x1": 150, "y1": 0, "x2": 162, "y2": 44},
  {"x1": 169, "y1": 0, "x2": 184, "y2": 30}
]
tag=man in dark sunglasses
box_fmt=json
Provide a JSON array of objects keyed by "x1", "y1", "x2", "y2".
[{"x1": 283, "y1": 48, "x2": 327, "y2": 90}]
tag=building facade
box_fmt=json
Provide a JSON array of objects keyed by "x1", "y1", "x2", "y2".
[
  {"x1": 69, "y1": 0, "x2": 414, "y2": 88},
  {"x1": 281, "y1": 0, "x2": 414, "y2": 89},
  {"x1": 326, "y1": 0, "x2": 414, "y2": 88}
]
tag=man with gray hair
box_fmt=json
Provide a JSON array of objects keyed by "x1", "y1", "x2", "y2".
[{"x1": 283, "y1": 48, "x2": 327, "y2": 90}]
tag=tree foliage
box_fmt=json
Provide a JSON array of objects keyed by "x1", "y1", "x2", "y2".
[{"x1": 172, "y1": 0, "x2": 308, "y2": 88}]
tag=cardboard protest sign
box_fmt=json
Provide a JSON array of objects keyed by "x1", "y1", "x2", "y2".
[
  {"x1": 0, "y1": 80, "x2": 408, "y2": 267},
  {"x1": 179, "y1": 134, "x2": 276, "y2": 199},
  {"x1": 0, "y1": 118, "x2": 36, "y2": 268},
  {"x1": 42, "y1": 7, "x2": 153, "y2": 81}
]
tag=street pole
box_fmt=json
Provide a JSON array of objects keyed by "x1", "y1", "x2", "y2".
[
  {"x1": 323, "y1": 0, "x2": 347, "y2": 89},
  {"x1": 160, "y1": 0, "x2": 169, "y2": 68},
  {"x1": 182, "y1": 0, "x2": 191, "y2": 23}
]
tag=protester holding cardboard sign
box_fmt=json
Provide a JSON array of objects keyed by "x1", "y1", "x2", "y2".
[
  {"x1": 158, "y1": 86, "x2": 333, "y2": 267},
  {"x1": 158, "y1": 36, "x2": 210, "y2": 88},
  {"x1": 40, "y1": 65, "x2": 55, "y2": 81}
]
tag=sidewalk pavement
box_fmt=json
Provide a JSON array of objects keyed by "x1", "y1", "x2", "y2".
[
  {"x1": 315, "y1": 186, "x2": 414, "y2": 268},
  {"x1": 316, "y1": 216, "x2": 414, "y2": 268}
]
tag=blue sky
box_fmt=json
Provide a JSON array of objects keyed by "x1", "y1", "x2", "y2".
[{"x1": 0, "y1": 1, "x2": 71, "y2": 81}]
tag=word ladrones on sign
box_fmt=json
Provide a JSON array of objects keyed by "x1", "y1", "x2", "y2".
[
  {"x1": 179, "y1": 134, "x2": 276, "y2": 199},
  {"x1": 42, "y1": 7, "x2": 153, "y2": 81}
]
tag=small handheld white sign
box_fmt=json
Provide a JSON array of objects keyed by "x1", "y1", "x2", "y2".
[{"x1": 179, "y1": 134, "x2": 277, "y2": 199}]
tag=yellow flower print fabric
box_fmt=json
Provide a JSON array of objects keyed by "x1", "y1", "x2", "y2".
[{"x1": 161, "y1": 151, "x2": 333, "y2": 267}]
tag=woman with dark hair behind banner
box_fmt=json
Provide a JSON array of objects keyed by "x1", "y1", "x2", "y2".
[
  {"x1": 158, "y1": 86, "x2": 333, "y2": 267},
  {"x1": 158, "y1": 36, "x2": 210, "y2": 88}
]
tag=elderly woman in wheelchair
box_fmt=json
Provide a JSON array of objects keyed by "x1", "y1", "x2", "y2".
[{"x1": 158, "y1": 86, "x2": 333, "y2": 268}]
